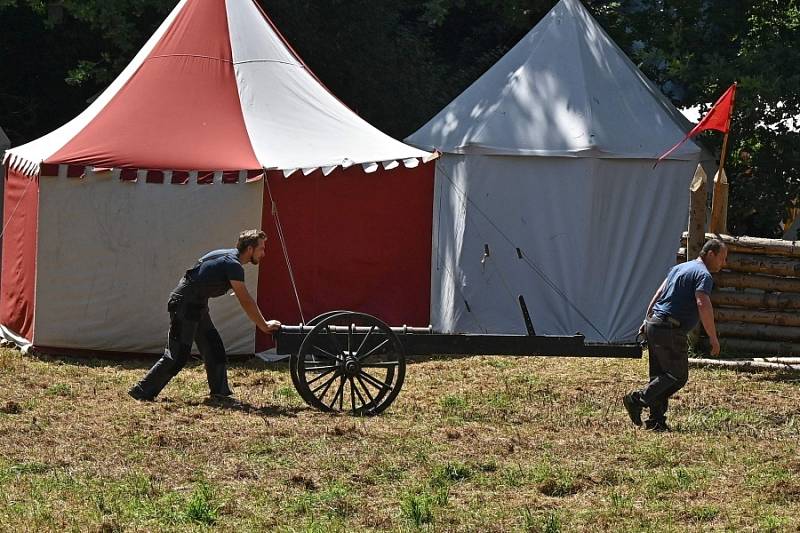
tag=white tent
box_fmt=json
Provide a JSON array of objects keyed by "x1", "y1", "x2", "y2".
[{"x1": 407, "y1": 0, "x2": 702, "y2": 342}]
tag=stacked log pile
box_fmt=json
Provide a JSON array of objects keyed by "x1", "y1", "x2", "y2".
[{"x1": 678, "y1": 233, "x2": 800, "y2": 356}]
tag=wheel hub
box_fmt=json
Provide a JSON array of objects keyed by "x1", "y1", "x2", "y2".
[{"x1": 344, "y1": 357, "x2": 360, "y2": 377}]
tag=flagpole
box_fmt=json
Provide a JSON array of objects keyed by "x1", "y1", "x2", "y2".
[{"x1": 709, "y1": 82, "x2": 737, "y2": 234}]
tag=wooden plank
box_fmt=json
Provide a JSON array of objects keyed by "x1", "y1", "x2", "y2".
[
  {"x1": 716, "y1": 322, "x2": 800, "y2": 342},
  {"x1": 724, "y1": 252, "x2": 800, "y2": 278},
  {"x1": 715, "y1": 307, "x2": 800, "y2": 327},
  {"x1": 713, "y1": 272, "x2": 800, "y2": 293},
  {"x1": 711, "y1": 290, "x2": 800, "y2": 310}
]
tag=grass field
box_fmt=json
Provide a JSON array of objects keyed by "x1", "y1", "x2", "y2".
[{"x1": 1, "y1": 347, "x2": 799, "y2": 532}]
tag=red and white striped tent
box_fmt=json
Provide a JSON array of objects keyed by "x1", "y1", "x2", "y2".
[{"x1": 1, "y1": 0, "x2": 435, "y2": 355}]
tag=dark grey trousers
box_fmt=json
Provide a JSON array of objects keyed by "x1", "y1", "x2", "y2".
[
  {"x1": 634, "y1": 319, "x2": 689, "y2": 423},
  {"x1": 133, "y1": 296, "x2": 232, "y2": 399}
]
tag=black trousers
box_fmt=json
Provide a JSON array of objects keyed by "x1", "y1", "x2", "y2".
[
  {"x1": 133, "y1": 296, "x2": 231, "y2": 399},
  {"x1": 635, "y1": 319, "x2": 689, "y2": 423}
]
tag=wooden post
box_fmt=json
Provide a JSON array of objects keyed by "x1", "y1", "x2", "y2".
[
  {"x1": 709, "y1": 84, "x2": 736, "y2": 233},
  {"x1": 709, "y1": 167, "x2": 729, "y2": 234},
  {"x1": 687, "y1": 164, "x2": 708, "y2": 261}
]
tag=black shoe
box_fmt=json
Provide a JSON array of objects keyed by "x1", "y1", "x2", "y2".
[
  {"x1": 644, "y1": 419, "x2": 671, "y2": 432},
  {"x1": 623, "y1": 393, "x2": 643, "y2": 426},
  {"x1": 128, "y1": 385, "x2": 155, "y2": 402}
]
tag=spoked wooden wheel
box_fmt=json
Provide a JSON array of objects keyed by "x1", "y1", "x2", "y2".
[{"x1": 291, "y1": 311, "x2": 405, "y2": 416}]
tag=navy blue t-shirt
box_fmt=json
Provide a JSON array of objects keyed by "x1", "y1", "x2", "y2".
[
  {"x1": 652, "y1": 259, "x2": 714, "y2": 331},
  {"x1": 179, "y1": 248, "x2": 245, "y2": 300}
]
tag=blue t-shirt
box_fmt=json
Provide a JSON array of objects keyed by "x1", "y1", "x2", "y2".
[
  {"x1": 651, "y1": 259, "x2": 714, "y2": 331},
  {"x1": 179, "y1": 248, "x2": 245, "y2": 300}
]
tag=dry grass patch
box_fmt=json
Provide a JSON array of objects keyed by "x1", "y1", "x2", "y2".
[{"x1": 0, "y1": 348, "x2": 799, "y2": 531}]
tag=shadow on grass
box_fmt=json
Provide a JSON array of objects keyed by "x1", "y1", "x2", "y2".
[
  {"x1": 197, "y1": 397, "x2": 306, "y2": 418},
  {"x1": 24, "y1": 349, "x2": 290, "y2": 373}
]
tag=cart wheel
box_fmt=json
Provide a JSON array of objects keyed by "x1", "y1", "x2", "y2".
[
  {"x1": 289, "y1": 310, "x2": 352, "y2": 399},
  {"x1": 292, "y1": 311, "x2": 405, "y2": 416}
]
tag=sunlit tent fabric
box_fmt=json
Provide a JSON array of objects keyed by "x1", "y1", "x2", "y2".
[
  {"x1": 406, "y1": 0, "x2": 702, "y2": 343},
  {"x1": 1, "y1": 0, "x2": 433, "y2": 354}
]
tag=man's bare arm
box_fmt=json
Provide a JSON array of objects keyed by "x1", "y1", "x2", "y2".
[
  {"x1": 696, "y1": 291, "x2": 720, "y2": 356},
  {"x1": 645, "y1": 279, "x2": 668, "y2": 318},
  {"x1": 230, "y1": 280, "x2": 280, "y2": 333}
]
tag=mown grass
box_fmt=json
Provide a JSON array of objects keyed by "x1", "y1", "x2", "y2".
[{"x1": 0, "y1": 346, "x2": 799, "y2": 531}]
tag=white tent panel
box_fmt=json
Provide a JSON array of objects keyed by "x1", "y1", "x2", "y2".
[
  {"x1": 226, "y1": 0, "x2": 430, "y2": 170},
  {"x1": 34, "y1": 176, "x2": 263, "y2": 354},
  {"x1": 406, "y1": 0, "x2": 699, "y2": 160},
  {"x1": 431, "y1": 155, "x2": 694, "y2": 342}
]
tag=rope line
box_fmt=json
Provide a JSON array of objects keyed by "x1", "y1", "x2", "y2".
[
  {"x1": 0, "y1": 171, "x2": 35, "y2": 241},
  {"x1": 264, "y1": 173, "x2": 306, "y2": 324}
]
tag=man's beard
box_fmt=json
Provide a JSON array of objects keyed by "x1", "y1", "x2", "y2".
[{"x1": 250, "y1": 257, "x2": 260, "y2": 265}]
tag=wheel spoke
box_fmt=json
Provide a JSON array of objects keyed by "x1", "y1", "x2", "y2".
[
  {"x1": 359, "y1": 370, "x2": 393, "y2": 393},
  {"x1": 338, "y1": 376, "x2": 345, "y2": 410},
  {"x1": 347, "y1": 324, "x2": 353, "y2": 355},
  {"x1": 350, "y1": 376, "x2": 356, "y2": 413},
  {"x1": 355, "y1": 325, "x2": 376, "y2": 357},
  {"x1": 356, "y1": 374, "x2": 376, "y2": 404},
  {"x1": 328, "y1": 375, "x2": 344, "y2": 409},
  {"x1": 304, "y1": 364, "x2": 339, "y2": 372},
  {"x1": 306, "y1": 368, "x2": 337, "y2": 386},
  {"x1": 350, "y1": 376, "x2": 367, "y2": 408},
  {"x1": 357, "y1": 338, "x2": 389, "y2": 362},
  {"x1": 360, "y1": 361, "x2": 400, "y2": 368},
  {"x1": 312, "y1": 371, "x2": 340, "y2": 395},
  {"x1": 325, "y1": 326, "x2": 345, "y2": 357},
  {"x1": 329, "y1": 375, "x2": 345, "y2": 410},
  {"x1": 311, "y1": 344, "x2": 342, "y2": 362}
]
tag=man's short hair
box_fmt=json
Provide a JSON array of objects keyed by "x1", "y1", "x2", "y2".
[
  {"x1": 700, "y1": 238, "x2": 726, "y2": 257},
  {"x1": 237, "y1": 229, "x2": 266, "y2": 253}
]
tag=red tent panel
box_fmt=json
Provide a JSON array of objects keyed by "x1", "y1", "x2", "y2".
[
  {"x1": 46, "y1": 0, "x2": 259, "y2": 171},
  {"x1": 1, "y1": 168, "x2": 39, "y2": 340},
  {"x1": 256, "y1": 165, "x2": 434, "y2": 351}
]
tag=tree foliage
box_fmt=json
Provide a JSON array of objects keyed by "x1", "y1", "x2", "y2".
[{"x1": 1, "y1": 0, "x2": 797, "y2": 237}]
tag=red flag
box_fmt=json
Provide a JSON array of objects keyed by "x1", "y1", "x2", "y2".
[{"x1": 656, "y1": 82, "x2": 737, "y2": 163}]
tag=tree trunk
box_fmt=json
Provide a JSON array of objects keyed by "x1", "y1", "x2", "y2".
[
  {"x1": 724, "y1": 253, "x2": 800, "y2": 277},
  {"x1": 719, "y1": 337, "x2": 800, "y2": 356},
  {"x1": 686, "y1": 165, "x2": 708, "y2": 262},
  {"x1": 715, "y1": 307, "x2": 800, "y2": 327},
  {"x1": 681, "y1": 232, "x2": 800, "y2": 258},
  {"x1": 711, "y1": 290, "x2": 800, "y2": 310},
  {"x1": 713, "y1": 272, "x2": 800, "y2": 293},
  {"x1": 716, "y1": 322, "x2": 800, "y2": 342},
  {"x1": 690, "y1": 358, "x2": 800, "y2": 372}
]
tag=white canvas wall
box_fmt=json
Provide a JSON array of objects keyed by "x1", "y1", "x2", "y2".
[
  {"x1": 34, "y1": 174, "x2": 263, "y2": 354},
  {"x1": 431, "y1": 155, "x2": 695, "y2": 342}
]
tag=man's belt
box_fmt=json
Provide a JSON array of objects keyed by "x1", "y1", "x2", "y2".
[{"x1": 647, "y1": 315, "x2": 681, "y2": 329}]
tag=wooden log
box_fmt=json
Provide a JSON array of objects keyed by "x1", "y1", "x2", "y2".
[
  {"x1": 686, "y1": 165, "x2": 708, "y2": 262},
  {"x1": 714, "y1": 272, "x2": 800, "y2": 293},
  {"x1": 716, "y1": 322, "x2": 800, "y2": 342},
  {"x1": 711, "y1": 290, "x2": 800, "y2": 310},
  {"x1": 755, "y1": 357, "x2": 800, "y2": 364},
  {"x1": 690, "y1": 358, "x2": 800, "y2": 372},
  {"x1": 714, "y1": 307, "x2": 800, "y2": 327},
  {"x1": 724, "y1": 252, "x2": 800, "y2": 278},
  {"x1": 681, "y1": 232, "x2": 800, "y2": 258},
  {"x1": 720, "y1": 337, "x2": 800, "y2": 357}
]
